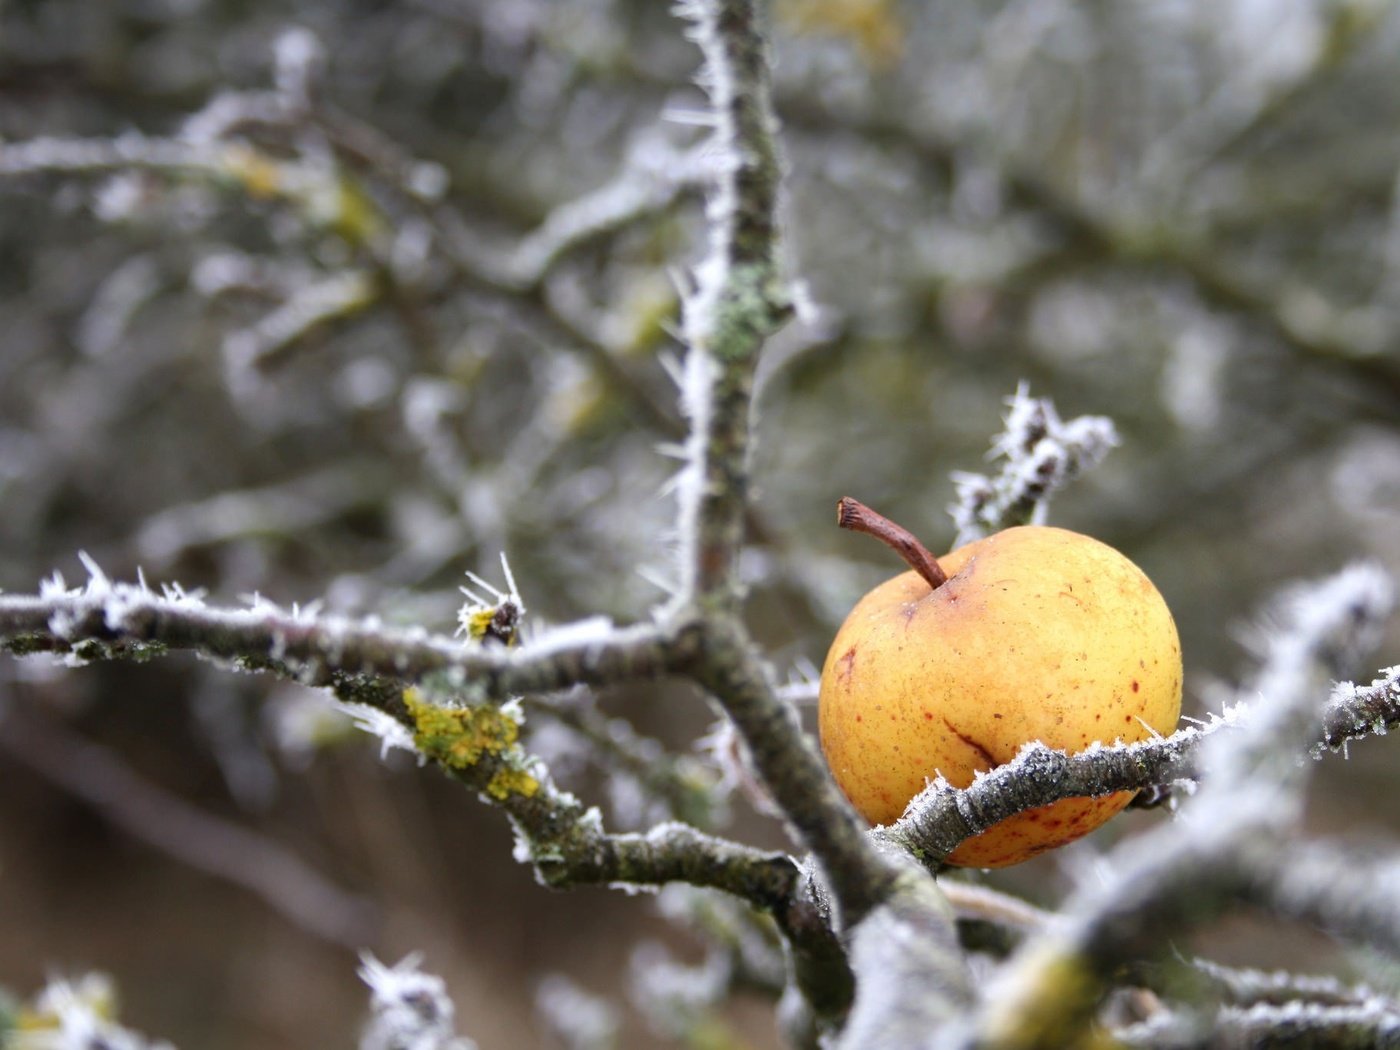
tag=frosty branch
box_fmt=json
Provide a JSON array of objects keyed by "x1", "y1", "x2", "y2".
[
  {"x1": 0, "y1": 570, "x2": 683, "y2": 698},
  {"x1": 664, "y1": 0, "x2": 927, "y2": 948},
  {"x1": 0, "y1": 565, "x2": 861, "y2": 1015}
]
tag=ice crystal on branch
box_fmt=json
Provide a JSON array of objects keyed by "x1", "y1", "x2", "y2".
[
  {"x1": 1314, "y1": 665, "x2": 1400, "y2": 757},
  {"x1": 333, "y1": 701, "x2": 423, "y2": 764},
  {"x1": 11, "y1": 974, "x2": 174, "y2": 1050},
  {"x1": 950, "y1": 384, "x2": 1118, "y2": 544},
  {"x1": 456, "y1": 554, "x2": 524, "y2": 647},
  {"x1": 357, "y1": 953, "x2": 476, "y2": 1050}
]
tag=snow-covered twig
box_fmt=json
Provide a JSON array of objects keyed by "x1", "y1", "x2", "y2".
[
  {"x1": 1201, "y1": 563, "x2": 1394, "y2": 818},
  {"x1": 1190, "y1": 958, "x2": 1393, "y2": 1010},
  {"x1": 0, "y1": 564, "x2": 681, "y2": 699},
  {"x1": 949, "y1": 384, "x2": 1118, "y2": 545},
  {"x1": 0, "y1": 134, "x2": 236, "y2": 180},
  {"x1": 222, "y1": 269, "x2": 378, "y2": 375},
  {"x1": 0, "y1": 474, "x2": 860, "y2": 1025},
  {"x1": 882, "y1": 720, "x2": 1217, "y2": 864},
  {"x1": 1118, "y1": 999, "x2": 1400, "y2": 1049},
  {"x1": 890, "y1": 645, "x2": 1400, "y2": 867},
  {"x1": 665, "y1": 4, "x2": 912, "y2": 966},
  {"x1": 674, "y1": 0, "x2": 791, "y2": 604},
  {"x1": 1315, "y1": 665, "x2": 1400, "y2": 756}
]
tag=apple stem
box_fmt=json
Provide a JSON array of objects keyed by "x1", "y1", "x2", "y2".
[{"x1": 836, "y1": 497, "x2": 948, "y2": 592}]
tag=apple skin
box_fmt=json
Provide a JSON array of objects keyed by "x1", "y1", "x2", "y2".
[{"x1": 818, "y1": 525, "x2": 1182, "y2": 868}]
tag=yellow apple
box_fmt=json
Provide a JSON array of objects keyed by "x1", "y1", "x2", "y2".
[{"x1": 818, "y1": 501, "x2": 1182, "y2": 867}]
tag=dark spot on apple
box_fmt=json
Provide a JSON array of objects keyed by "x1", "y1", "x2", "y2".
[
  {"x1": 923, "y1": 712, "x2": 933, "y2": 721},
  {"x1": 1131, "y1": 679, "x2": 1140, "y2": 693},
  {"x1": 993, "y1": 713, "x2": 1003, "y2": 719},
  {"x1": 942, "y1": 717, "x2": 996, "y2": 767},
  {"x1": 836, "y1": 646, "x2": 857, "y2": 683}
]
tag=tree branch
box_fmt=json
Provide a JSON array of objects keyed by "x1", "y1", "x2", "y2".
[
  {"x1": 685, "y1": 621, "x2": 899, "y2": 927},
  {"x1": 1315, "y1": 665, "x2": 1400, "y2": 756},
  {"x1": 0, "y1": 571, "x2": 686, "y2": 698},
  {"x1": 676, "y1": 0, "x2": 791, "y2": 604},
  {"x1": 880, "y1": 724, "x2": 1212, "y2": 865}
]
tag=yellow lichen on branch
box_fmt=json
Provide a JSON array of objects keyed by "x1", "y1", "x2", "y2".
[
  {"x1": 402, "y1": 687, "x2": 541, "y2": 801},
  {"x1": 486, "y1": 767, "x2": 540, "y2": 800},
  {"x1": 405, "y1": 687, "x2": 518, "y2": 767}
]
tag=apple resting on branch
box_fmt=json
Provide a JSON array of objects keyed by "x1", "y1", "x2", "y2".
[{"x1": 819, "y1": 497, "x2": 1183, "y2": 867}]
